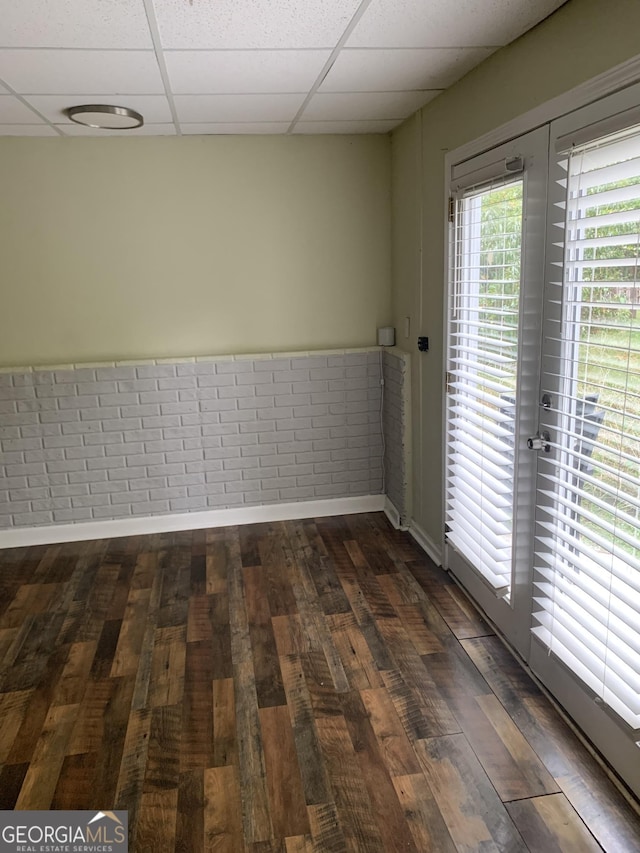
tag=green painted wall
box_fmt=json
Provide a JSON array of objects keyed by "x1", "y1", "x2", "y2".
[{"x1": 0, "y1": 134, "x2": 390, "y2": 366}]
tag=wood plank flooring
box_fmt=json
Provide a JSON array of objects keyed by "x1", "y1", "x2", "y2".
[{"x1": 1, "y1": 512, "x2": 639, "y2": 851}]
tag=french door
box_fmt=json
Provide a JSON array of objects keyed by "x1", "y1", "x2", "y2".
[
  {"x1": 445, "y1": 84, "x2": 640, "y2": 798},
  {"x1": 445, "y1": 127, "x2": 549, "y2": 659},
  {"x1": 530, "y1": 87, "x2": 640, "y2": 798}
]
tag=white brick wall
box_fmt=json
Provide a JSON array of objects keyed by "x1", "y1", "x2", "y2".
[{"x1": 0, "y1": 350, "x2": 384, "y2": 528}]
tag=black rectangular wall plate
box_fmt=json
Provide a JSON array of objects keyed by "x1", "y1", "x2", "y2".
[{"x1": 417, "y1": 336, "x2": 429, "y2": 352}]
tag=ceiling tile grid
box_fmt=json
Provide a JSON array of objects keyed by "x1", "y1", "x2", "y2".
[{"x1": 0, "y1": 0, "x2": 567, "y2": 136}]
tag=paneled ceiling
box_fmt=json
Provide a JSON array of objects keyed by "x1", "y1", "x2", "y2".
[{"x1": 0, "y1": 0, "x2": 566, "y2": 136}]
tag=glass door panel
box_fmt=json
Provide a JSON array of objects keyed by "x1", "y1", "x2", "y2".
[
  {"x1": 531, "y1": 116, "x2": 640, "y2": 796},
  {"x1": 445, "y1": 127, "x2": 549, "y2": 657},
  {"x1": 447, "y1": 178, "x2": 523, "y2": 594}
]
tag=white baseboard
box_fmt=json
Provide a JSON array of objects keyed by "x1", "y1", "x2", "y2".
[
  {"x1": 383, "y1": 497, "x2": 408, "y2": 530},
  {"x1": 0, "y1": 495, "x2": 386, "y2": 549},
  {"x1": 408, "y1": 520, "x2": 443, "y2": 566}
]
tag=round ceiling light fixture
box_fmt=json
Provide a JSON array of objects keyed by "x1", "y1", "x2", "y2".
[{"x1": 64, "y1": 104, "x2": 144, "y2": 130}]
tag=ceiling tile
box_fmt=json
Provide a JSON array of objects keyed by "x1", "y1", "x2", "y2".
[
  {"x1": 347, "y1": 0, "x2": 566, "y2": 48},
  {"x1": 0, "y1": 124, "x2": 58, "y2": 136},
  {"x1": 293, "y1": 119, "x2": 398, "y2": 134},
  {"x1": 0, "y1": 95, "x2": 42, "y2": 123},
  {"x1": 320, "y1": 47, "x2": 495, "y2": 92},
  {"x1": 152, "y1": 0, "x2": 361, "y2": 49},
  {"x1": 301, "y1": 90, "x2": 439, "y2": 122},
  {"x1": 0, "y1": 50, "x2": 164, "y2": 95},
  {"x1": 23, "y1": 94, "x2": 173, "y2": 124},
  {"x1": 181, "y1": 122, "x2": 290, "y2": 134},
  {"x1": 0, "y1": 0, "x2": 153, "y2": 49},
  {"x1": 174, "y1": 94, "x2": 306, "y2": 123},
  {"x1": 165, "y1": 50, "x2": 331, "y2": 94},
  {"x1": 56, "y1": 122, "x2": 177, "y2": 136}
]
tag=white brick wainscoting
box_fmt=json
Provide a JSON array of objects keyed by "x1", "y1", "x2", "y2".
[
  {"x1": 382, "y1": 348, "x2": 411, "y2": 526},
  {"x1": 0, "y1": 348, "x2": 409, "y2": 545}
]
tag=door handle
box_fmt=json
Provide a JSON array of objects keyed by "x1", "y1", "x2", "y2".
[{"x1": 527, "y1": 431, "x2": 551, "y2": 452}]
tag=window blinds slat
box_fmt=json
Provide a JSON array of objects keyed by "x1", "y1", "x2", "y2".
[
  {"x1": 570, "y1": 182, "x2": 640, "y2": 209},
  {"x1": 538, "y1": 516, "x2": 640, "y2": 575},
  {"x1": 450, "y1": 340, "x2": 515, "y2": 364},
  {"x1": 537, "y1": 449, "x2": 640, "y2": 502},
  {"x1": 535, "y1": 554, "x2": 640, "y2": 629},
  {"x1": 449, "y1": 387, "x2": 514, "y2": 422},
  {"x1": 446, "y1": 531, "x2": 511, "y2": 591},
  {"x1": 448, "y1": 490, "x2": 512, "y2": 525},
  {"x1": 448, "y1": 463, "x2": 512, "y2": 507},
  {"x1": 450, "y1": 456, "x2": 512, "y2": 494},
  {"x1": 451, "y1": 373, "x2": 515, "y2": 397},
  {"x1": 569, "y1": 153, "x2": 640, "y2": 188},
  {"x1": 565, "y1": 256, "x2": 640, "y2": 272},
  {"x1": 538, "y1": 475, "x2": 640, "y2": 535},
  {"x1": 447, "y1": 503, "x2": 511, "y2": 547},
  {"x1": 450, "y1": 443, "x2": 512, "y2": 480},
  {"x1": 450, "y1": 397, "x2": 512, "y2": 426},
  {"x1": 450, "y1": 356, "x2": 515, "y2": 382},
  {"x1": 450, "y1": 408, "x2": 513, "y2": 440},
  {"x1": 536, "y1": 532, "x2": 640, "y2": 597},
  {"x1": 447, "y1": 490, "x2": 512, "y2": 532},
  {"x1": 569, "y1": 232, "x2": 640, "y2": 250},
  {"x1": 451, "y1": 320, "x2": 519, "y2": 339},
  {"x1": 451, "y1": 431, "x2": 513, "y2": 470},
  {"x1": 532, "y1": 598, "x2": 640, "y2": 692},
  {"x1": 533, "y1": 569, "x2": 640, "y2": 656},
  {"x1": 532, "y1": 604, "x2": 640, "y2": 714},
  {"x1": 451, "y1": 421, "x2": 514, "y2": 458},
  {"x1": 532, "y1": 623, "x2": 606, "y2": 696},
  {"x1": 562, "y1": 208, "x2": 637, "y2": 230}
]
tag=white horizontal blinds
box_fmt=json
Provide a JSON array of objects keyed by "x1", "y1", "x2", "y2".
[
  {"x1": 446, "y1": 177, "x2": 524, "y2": 595},
  {"x1": 534, "y1": 124, "x2": 640, "y2": 729}
]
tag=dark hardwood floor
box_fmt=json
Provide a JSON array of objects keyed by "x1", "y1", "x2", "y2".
[{"x1": 0, "y1": 512, "x2": 639, "y2": 851}]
